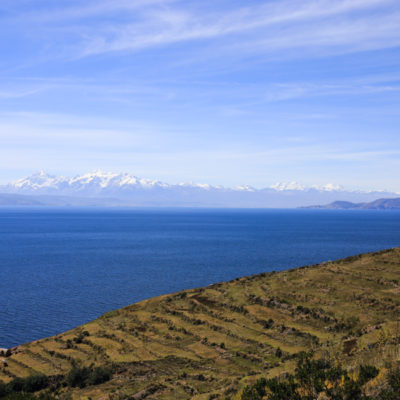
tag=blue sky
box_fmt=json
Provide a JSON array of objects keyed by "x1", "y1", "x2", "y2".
[{"x1": 0, "y1": 0, "x2": 399, "y2": 190}]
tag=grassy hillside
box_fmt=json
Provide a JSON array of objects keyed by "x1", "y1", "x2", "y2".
[{"x1": 1, "y1": 247, "x2": 400, "y2": 399}]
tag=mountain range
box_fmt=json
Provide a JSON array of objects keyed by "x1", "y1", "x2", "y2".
[{"x1": 0, "y1": 170, "x2": 398, "y2": 208}]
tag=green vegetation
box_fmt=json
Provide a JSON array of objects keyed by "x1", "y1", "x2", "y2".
[
  {"x1": 0, "y1": 365, "x2": 111, "y2": 399},
  {"x1": 240, "y1": 353, "x2": 384, "y2": 399},
  {"x1": 1, "y1": 247, "x2": 400, "y2": 399}
]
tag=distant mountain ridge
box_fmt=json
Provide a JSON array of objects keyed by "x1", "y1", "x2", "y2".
[
  {"x1": 1, "y1": 170, "x2": 348, "y2": 194},
  {"x1": 0, "y1": 170, "x2": 398, "y2": 208},
  {"x1": 0, "y1": 193, "x2": 126, "y2": 207},
  {"x1": 306, "y1": 198, "x2": 400, "y2": 210}
]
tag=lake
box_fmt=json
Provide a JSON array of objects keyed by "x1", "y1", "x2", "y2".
[{"x1": 1, "y1": 208, "x2": 400, "y2": 348}]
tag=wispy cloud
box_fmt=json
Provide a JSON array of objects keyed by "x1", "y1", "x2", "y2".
[
  {"x1": 0, "y1": 88, "x2": 45, "y2": 99},
  {"x1": 67, "y1": 0, "x2": 400, "y2": 57},
  {"x1": 3, "y1": 0, "x2": 399, "y2": 60}
]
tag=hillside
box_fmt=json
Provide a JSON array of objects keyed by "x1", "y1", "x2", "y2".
[
  {"x1": 306, "y1": 198, "x2": 400, "y2": 210},
  {"x1": 1, "y1": 248, "x2": 400, "y2": 399}
]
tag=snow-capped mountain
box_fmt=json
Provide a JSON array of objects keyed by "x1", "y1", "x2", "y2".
[
  {"x1": 0, "y1": 171, "x2": 398, "y2": 208},
  {"x1": 9, "y1": 170, "x2": 169, "y2": 194},
  {"x1": 270, "y1": 181, "x2": 344, "y2": 192}
]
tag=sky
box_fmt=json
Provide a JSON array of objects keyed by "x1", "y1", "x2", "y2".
[{"x1": 0, "y1": 0, "x2": 399, "y2": 190}]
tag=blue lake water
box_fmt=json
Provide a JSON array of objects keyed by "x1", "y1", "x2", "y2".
[{"x1": 1, "y1": 208, "x2": 400, "y2": 348}]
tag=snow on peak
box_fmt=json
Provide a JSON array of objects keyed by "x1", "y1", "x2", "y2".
[
  {"x1": 11, "y1": 171, "x2": 63, "y2": 189},
  {"x1": 312, "y1": 183, "x2": 344, "y2": 192},
  {"x1": 6, "y1": 170, "x2": 173, "y2": 194},
  {"x1": 70, "y1": 170, "x2": 124, "y2": 188},
  {"x1": 271, "y1": 181, "x2": 306, "y2": 191},
  {"x1": 235, "y1": 184, "x2": 255, "y2": 192},
  {"x1": 178, "y1": 182, "x2": 212, "y2": 190},
  {"x1": 271, "y1": 181, "x2": 345, "y2": 192}
]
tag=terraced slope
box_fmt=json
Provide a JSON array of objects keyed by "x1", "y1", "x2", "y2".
[{"x1": 1, "y1": 247, "x2": 400, "y2": 399}]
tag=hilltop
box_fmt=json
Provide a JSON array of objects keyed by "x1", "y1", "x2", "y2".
[
  {"x1": 305, "y1": 198, "x2": 400, "y2": 210},
  {"x1": 1, "y1": 247, "x2": 400, "y2": 399}
]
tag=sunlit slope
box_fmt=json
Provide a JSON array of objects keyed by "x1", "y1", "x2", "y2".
[{"x1": 1, "y1": 247, "x2": 400, "y2": 399}]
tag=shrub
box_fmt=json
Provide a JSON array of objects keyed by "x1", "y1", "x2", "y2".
[
  {"x1": 342, "y1": 378, "x2": 362, "y2": 400},
  {"x1": 358, "y1": 365, "x2": 379, "y2": 385},
  {"x1": 65, "y1": 365, "x2": 111, "y2": 388},
  {"x1": 241, "y1": 385, "x2": 262, "y2": 400},
  {"x1": 86, "y1": 366, "x2": 112, "y2": 386},
  {"x1": 387, "y1": 368, "x2": 400, "y2": 393},
  {"x1": 240, "y1": 354, "x2": 382, "y2": 400},
  {"x1": 0, "y1": 365, "x2": 111, "y2": 398},
  {"x1": 66, "y1": 366, "x2": 91, "y2": 388},
  {"x1": 253, "y1": 378, "x2": 266, "y2": 397},
  {"x1": 8, "y1": 375, "x2": 49, "y2": 393},
  {"x1": 378, "y1": 368, "x2": 400, "y2": 399},
  {"x1": 265, "y1": 377, "x2": 300, "y2": 400},
  {"x1": 0, "y1": 382, "x2": 8, "y2": 397}
]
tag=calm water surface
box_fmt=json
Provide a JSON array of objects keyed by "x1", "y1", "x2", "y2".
[{"x1": 1, "y1": 208, "x2": 400, "y2": 348}]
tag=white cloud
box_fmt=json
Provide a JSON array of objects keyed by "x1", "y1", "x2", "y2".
[
  {"x1": 4, "y1": 0, "x2": 399, "y2": 60},
  {"x1": 69, "y1": 0, "x2": 400, "y2": 57}
]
